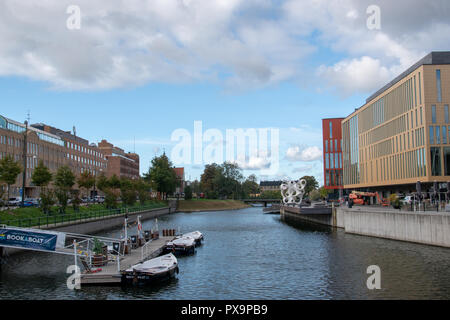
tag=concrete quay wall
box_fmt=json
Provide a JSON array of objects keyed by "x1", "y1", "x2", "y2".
[
  {"x1": 1, "y1": 206, "x2": 174, "y2": 257},
  {"x1": 281, "y1": 206, "x2": 333, "y2": 227},
  {"x1": 338, "y1": 208, "x2": 450, "y2": 248}
]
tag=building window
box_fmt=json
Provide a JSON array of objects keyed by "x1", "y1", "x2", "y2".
[
  {"x1": 444, "y1": 147, "x2": 450, "y2": 176},
  {"x1": 329, "y1": 122, "x2": 333, "y2": 139},
  {"x1": 431, "y1": 147, "x2": 442, "y2": 176},
  {"x1": 432, "y1": 105, "x2": 437, "y2": 123},
  {"x1": 436, "y1": 126, "x2": 441, "y2": 144},
  {"x1": 325, "y1": 140, "x2": 328, "y2": 153},
  {"x1": 446, "y1": 105, "x2": 449, "y2": 124},
  {"x1": 443, "y1": 126, "x2": 447, "y2": 144},
  {"x1": 430, "y1": 126, "x2": 434, "y2": 144},
  {"x1": 436, "y1": 69, "x2": 442, "y2": 103},
  {"x1": 419, "y1": 72, "x2": 422, "y2": 105},
  {"x1": 414, "y1": 75, "x2": 417, "y2": 107}
]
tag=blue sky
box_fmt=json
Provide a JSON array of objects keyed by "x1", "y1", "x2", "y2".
[
  {"x1": 1, "y1": 76, "x2": 364, "y2": 183},
  {"x1": 0, "y1": 0, "x2": 447, "y2": 183}
]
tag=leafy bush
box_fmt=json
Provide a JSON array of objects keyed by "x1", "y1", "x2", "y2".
[
  {"x1": 92, "y1": 238, "x2": 105, "y2": 255},
  {"x1": 40, "y1": 188, "x2": 55, "y2": 214},
  {"x1": 184, "y1": 186, "x2": 193, "y2": 200},
  {"x1": 206, "y1": 190, "x2": 218, "y2": 199},
  {"x1": 388, "y1": 194, "x2": 402, "y2": 209}
]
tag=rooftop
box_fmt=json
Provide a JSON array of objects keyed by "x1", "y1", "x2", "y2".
[{"x1": 366, "y1": 51, "x2": 450, "y2": 103}]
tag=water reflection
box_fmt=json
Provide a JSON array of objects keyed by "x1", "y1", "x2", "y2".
[{"x1": 0, "y1": 207, "x2": 449, "y2": 300}]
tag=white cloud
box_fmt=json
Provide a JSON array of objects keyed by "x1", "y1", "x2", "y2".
[
  {"x1": 0, "y1": 0, "x2": 449, "y2": 94},
  {"x1": 286, "y1": 146, "x2": 322, "y2": 162},
  {"x1": 317, "y1": 56, "x2": 392, "y2": 95}
]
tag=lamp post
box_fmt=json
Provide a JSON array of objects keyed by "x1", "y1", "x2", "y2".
[
  {"x1": 21, "y1": 120, "x2": 28, "y2": 207},
  {"x1": 93, "y1": 168, "x2": 103, "y2": 203}
]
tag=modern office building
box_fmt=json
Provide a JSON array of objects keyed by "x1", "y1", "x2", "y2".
[
  {"x1": 98, "y1": 140, "x2": 140, "y2": 180},
  {"x1": 342, "y1": 51, "x2": 450, "y2": 194},
  {"x1": 0, "y1": 116, "x2": 107, "y2": 198},
  {"x1": 322, "y1": 118, "x2": 344, "y2": 191}
]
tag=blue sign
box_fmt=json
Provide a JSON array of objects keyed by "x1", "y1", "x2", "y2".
[{"x1": 0, "y1": 228, "x2": 58, "y2": 252}]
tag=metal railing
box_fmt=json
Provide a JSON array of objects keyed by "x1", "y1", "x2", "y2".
[
  {"x1": 0, "y1": 204, "x2": 167, "y2": 229},
  {"x1": 141, "y1": 239, "x2": 154, "y2": 261}
]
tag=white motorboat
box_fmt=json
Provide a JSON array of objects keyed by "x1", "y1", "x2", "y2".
[
  {"x1": 183, "y1": 231, "x2": 204, "y2": 246},
  {"x1": 165, "y1": 236, "x2": 196, "y2": 255},
  {"x1": 121, "y1": 254, "x2": 179, "y2": 286}
]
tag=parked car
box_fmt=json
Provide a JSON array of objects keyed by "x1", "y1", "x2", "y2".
[
  {"x1": 8, "y1": 197, "x2": 22, "y2": 206},
  {"x1": 95, "y1": 196, "x2": 105, "y2": 203},
  {"x1": 23, "y1": 198, "x2": 40, "y2": 207},
  {"x1": 20, "y1": 200, "x2": 35, "y2": 207}
]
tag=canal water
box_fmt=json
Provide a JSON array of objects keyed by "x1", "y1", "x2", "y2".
[{"x1": 0, "y1": 207, "x2": 449, "y2": 300}]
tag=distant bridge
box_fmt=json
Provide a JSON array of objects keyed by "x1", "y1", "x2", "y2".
[{"x1": 242, "y1": 199, "x2": 281, "y2": 207}]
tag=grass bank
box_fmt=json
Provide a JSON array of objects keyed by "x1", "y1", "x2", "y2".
[
  {"x1": 0, "y1": 200, "x2": 168, "y2": 227},
  {"x1": 177, "y1": 199, "x2": 250, "y2": 212}
]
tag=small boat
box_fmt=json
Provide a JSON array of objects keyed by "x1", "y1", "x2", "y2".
[
  {"x1": 121, "y1": 254, "x2": 179, "y2": 286},
  {"x1": 165, "y1": 236, "x2": 196, "y2": 255},
  {"x1": 183, "y1": 231, "x2": 204, "y2": 246}
]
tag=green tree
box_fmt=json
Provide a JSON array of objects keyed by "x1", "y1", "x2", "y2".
[
  {"x1": 31, "y1": 161, "x2": 54, "y2": 213},
  {"x1": 104, "y1": 189, "x2": 119, "y2": 209},
  {"x1": 120, "y1": 178, "x2": 137, "y2": 207},
  {"x1": 184, "y1": 185, "x2": 193, "y2": 200},
  {"x1": 54, "y1": 166, "x2": 75, "y2": 213},
  {"x1": 146, "y1": 153, "x2": 177, "y2": 200},
  {"x1": 309, "y1": 189, "x2": 321, "y2": 201},
  {"x1": 0, "y1": 155, "x2": 22, "y2": 202},
  {"x1": 242, "y1": 174, "x2": 260, "y2": 198},
  {"x1": 200, "y1": 163, "x2": 221, "y2": 195},
  {"x1": 319, "y1": 186, "x2": 331, "y2": 200},
  {"x1": 300, "y1": 176, "x2": 319, "y2": 196},
  {"x1": 32, "y1": 160, "x2": 52, "y2": 187},
  {"x1": 261, "y1": 190, "x2": 282, "y2": 199},
  {"x1": 77, "y1": 171, "x2": 95, "y2": 199},
  {"x1": 214, "y1": 162, "x2": 243, "y2": 199},
  {"x1": 96, "y1": 172, "x2": 109, "y2": 192},
  {"x1": 134, "y1": 178, "x2": 150, "y2": 205}
]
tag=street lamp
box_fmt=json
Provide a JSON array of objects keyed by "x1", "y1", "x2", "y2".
[
  {"x1": 93, "y1": 168, "x2": 102, "y2": 203},
  {"x1": 21, "y1": 120, "x2": 28, "y2": 207}
]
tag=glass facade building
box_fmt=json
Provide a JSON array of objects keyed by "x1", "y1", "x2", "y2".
[{"x1": 341, "y1": 52, "x2": 450, "y2": 191}]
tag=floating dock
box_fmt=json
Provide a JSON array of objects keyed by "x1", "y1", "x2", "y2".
[{"x1": 80, "y1": 236, "x2": 173, "y2": 286}]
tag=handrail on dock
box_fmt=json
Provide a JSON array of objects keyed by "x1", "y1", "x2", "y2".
[{"x1": 141, "y1": 239, "x2": 154, "y2": 261}]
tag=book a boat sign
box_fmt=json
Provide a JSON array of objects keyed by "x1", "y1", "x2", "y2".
[{"x1": 0, "y1": 228, "x2": 66, "y2": 252}]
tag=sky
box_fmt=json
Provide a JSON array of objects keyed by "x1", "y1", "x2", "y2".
[{"x1": 1, "y1": 0, "x2": 449, "y2": 184}]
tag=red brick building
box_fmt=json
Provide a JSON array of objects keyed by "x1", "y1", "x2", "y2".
[
  {"x1": 322, "y1": 118, "x2": 344, "y2": 190},
  {"x1": 98, "y1": 140, "x2": 140, "y2": 180},
  {"x1": 173, "y1": 167, "x2": 185, "y2": 194}
]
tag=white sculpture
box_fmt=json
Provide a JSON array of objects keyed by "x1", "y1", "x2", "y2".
[{"x1": 280, "y1": 179, "x2": 307, "y2": 206}]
